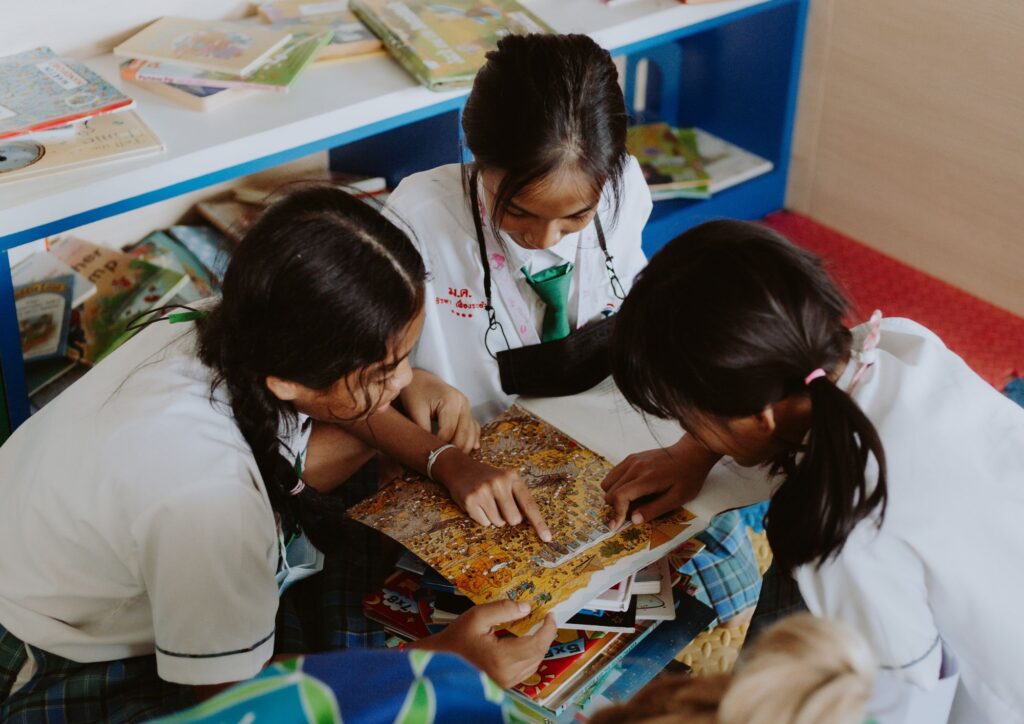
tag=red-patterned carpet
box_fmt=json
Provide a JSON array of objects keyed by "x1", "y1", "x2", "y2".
[{"x1": 762, "y1": 211, "x2": 1024, "y2": 388}]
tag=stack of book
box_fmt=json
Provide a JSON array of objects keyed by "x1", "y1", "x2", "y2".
[
  {"x1": 349, "y1": 404, "x2": 719, "y2": 722},
  {"x1": 0, "y1": 48, "x2": 162, "y2": 184},
  {"x1": 115, "y1": 5, "x2": 382, "y2": 112},
  {"x1": 626, "y1": 122, "x2": 774, "y2": 201},
  {"x1": 197, "y1": 169, "x2": 388, "y2": 242},
  {"x1": 14, "y1": 225, "x2": 233, "y2": 412},
  {"x1": 350, "y1": 0, "x2": 553, "y2": 91},
  {"x1": 364, "y1": 542, "x2": 712, "y2": 722}
]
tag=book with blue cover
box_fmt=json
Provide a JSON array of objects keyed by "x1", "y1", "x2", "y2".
[{"x1": 0, "y1": 47, "x2": 134, "y2": 140}]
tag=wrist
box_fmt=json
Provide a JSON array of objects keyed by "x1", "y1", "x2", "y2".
[{"x1": 427, "y1": 443, "x2": 459, "y2": 481}]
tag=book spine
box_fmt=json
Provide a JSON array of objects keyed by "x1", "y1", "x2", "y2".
[{"x1": 0, "y1": 99, "x2": 135, "y2": 141}]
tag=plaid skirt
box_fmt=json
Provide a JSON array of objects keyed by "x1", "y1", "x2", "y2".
[{"x1": 680, "y1": 509, "x2": 764, "y2": 623}]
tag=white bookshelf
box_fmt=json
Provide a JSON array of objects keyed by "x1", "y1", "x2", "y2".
[{"x1": 0, "y1": 0, "x2": 770, "y2": 248}]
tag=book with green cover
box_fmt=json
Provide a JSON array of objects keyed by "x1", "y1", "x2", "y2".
[
  {"x1": 48, "y1": 237, "x2": 189, "y2": 365},
  {"x1": 121, "y1": 26, "x2": 331, "y2": 92},
  {"x1": 350, "y1": 0, "x2": 552, "y2": 91},
  {"x1": 626, "y1": 123, "x2": 710, "y2": 199}
]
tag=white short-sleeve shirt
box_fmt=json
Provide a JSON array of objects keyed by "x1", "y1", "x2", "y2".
[
  {"x1": 791, "y1": 317, "x2": 1024, "y2": 723},
  {"x1": 0, "y1": 319, "x2": 298, "y2": 686},
  {"x1": 385, "y1": 157, "x2": 652, "y2": 421}
]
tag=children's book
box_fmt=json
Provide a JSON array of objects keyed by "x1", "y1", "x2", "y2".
[
  {"x1": 693, "y1": 126, "x2": 774, "y2": 194},
  {"x1": 120, "y1": 26, "x2": 330, "y2": 92},
  {"x1": 566, "y1": 596, "x2": 638, "y2": 633},
  {"x1": 167, "y1": 225, "x2": 233, "y2": 282},
  {"x1": 124, "y1": 230, "x2": 222, "y2": 302},
  {"x1": 195, "y1": 199, "x2": 262, "y2": 243},
  {"x1": 586, "y1": 575, "x2": 634, "y2": 613},
  {"x1": 28, "y1": 360, "x2": 89, "y2": 413},
  {"x1": 12, "y1": 252, "x2": 96, "y2": 307},
  {"x1": 258, "y1": 2, "x2": 385, "y2": 60},
  {"x1": 349, "y1": 405, "x2": 699, "y2": 637},
  {"x1": 47, "y1": 237, "x2": 189, "y2": 365},
  {"x1": 0, "y1": 112, "x2": 163, "y2": 185},
  {"x1": 114, "y1": 17, "x2": 293, "y2": 77},
  {"x1": 632, "y1": 559, "x2": 664, "y2": 595},
  {"x1": 512, "y1": 629, "x2": 613, "y2": 702},
  {"x1": 121, "y1": 68, "x2": 257, "y2": 111},
  {"x1": 0, "y1": 47, "x2": 134, "y2": 141},
  {"x1": 349, "y1": 0, "x2": 552, "y2": 91},
  {"x1": 626, "y1": 122, "x2": 710, "y2": 197},
  {"x1": 233, "y1": 169, "x2": 387, "y2": 205},
  {"x1": 15, "y1": 276, "x2": 74, "y2": 362},
  {"x1": 362, "y1": 570, "x2": 434, "y2": 639},
  {"x1": 635, "y1": 558, "x2": 676, "y2": 621}
]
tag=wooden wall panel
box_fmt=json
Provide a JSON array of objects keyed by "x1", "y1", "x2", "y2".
[{"x1": 786, "y1": 0, "x2": 1024, "y2": 316}]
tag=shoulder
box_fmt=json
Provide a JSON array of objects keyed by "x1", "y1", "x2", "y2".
[{"x1": 386, "y1": 164, "x2": 469, "y2": 227}]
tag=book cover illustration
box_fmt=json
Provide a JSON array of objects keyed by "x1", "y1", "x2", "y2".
[
  {"x1": 693, "y1": 127, "x2": 774, "y2": 194},
  {"x1": 121, "y1": 27, "x2": 330, "y2": 92},
  {"x1": 361, "y1": 570, "x2": 434, "y2": 639},
  {"x1": 114, "y1": 17, "x2": 294, "y2": 77},
  {"x1": 349, "y1": 405, "x2": 696, "y2": 636},
  {"x1": 566, "y1": 595, "x2": 638, "y2": 633},
  {"x1": 0, "y1": 47, "x2": 134, "y2": 141},
  {"x1": 635, "y1": 558, "x2": 676, "y2": 621},
  {"x1": 12, "y1": 252, "x2": 97, "y2": 308},
  {"x1": 15, "y1": 275, "x2": 74, "y2": 362},
  {"x1": 626, "y1": 122, "x2": 710, "y2": 197},
  {"x1": 0, "y1": 112, "x2": 163, "y2": 185},
  {"x1": 513, "y1": 628, "x2": 611, "y2": 701},
  {"x1": 125, "y1": 230, "x2": 222, "y2": 302},
  {"x1": 258, "y1": 2, "x2": 385, "y2": 59},
  {"x1": 350, "y1": 0, "x2": 552, "y2": 90},
  {"x1": 167, "y1": 225, "x2": 233, "y2": 282},
  {"x1": 48, "y1": 237, "x2": 188, "y2": 365}
]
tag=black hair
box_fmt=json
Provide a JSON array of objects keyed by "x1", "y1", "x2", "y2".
[
  {"x1": 195, "y1": 186, "x2": 425, "y2": 552},
  {"x1": 461, "y1": 33, "x2": 628, "y2": 229},
  {"x1": 611, "y1": 220, "x2": 887, "y2": 571}
]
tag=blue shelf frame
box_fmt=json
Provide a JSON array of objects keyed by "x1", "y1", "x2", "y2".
[{"x1": 0, "y1": 0, "x2": 809, "y2": 440}]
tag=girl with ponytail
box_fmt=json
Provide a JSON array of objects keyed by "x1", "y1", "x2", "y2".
[
  {"x1": 0, "y1": 186, "x2": 555, "y2": 722},
  {"x1": 606, "y1": 220, "x2": 1024, "y2": 723}
]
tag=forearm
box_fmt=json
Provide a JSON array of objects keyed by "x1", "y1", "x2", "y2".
[{"x1": 338, "y1": 407, "x2": 450, "y2": 478}]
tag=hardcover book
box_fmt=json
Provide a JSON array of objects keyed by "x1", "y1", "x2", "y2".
[
  {"x1": 114, "y1": 17, "x2": 294, "y2": 77},
  {"x1": 626, "y1": 122, "x2": 710, "y2": 197},
  {"x1": 12, "y1": 252, "x2": 97, "y2": 308},
  {"x1": 258, "y1": 2, "x2": 385, "y2": 60},
  {"x1": 349, "y1": 405, "x2": 698, "y2": 636},
  {"x1": 15, "y1": 276, "x2": 74, "y2": 362},
  {"x1": 349, "y1": 0, "x2": 552, "y2": 91},
  {"x1": 0, "y1": 47, "x2": 134, "y2": 140}
]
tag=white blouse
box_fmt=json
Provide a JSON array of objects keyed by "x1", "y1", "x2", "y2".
[
  {"x1": 793, "y1": 317, "x2": 1024, "y2": 723},
  {"x1": 385, "y1": 157, "x2": 652, "y2": 421}
]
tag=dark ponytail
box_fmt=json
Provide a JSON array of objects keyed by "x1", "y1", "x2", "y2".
[
  {"x1": 196, "y1": 186, "x2": 425, "y2": 552},
  {"x1": 461, "y1": 33, "x2": 629, "y2": 227},
  {"x1": 611, "y1": 220, "x2": 887, "y2": 571}
]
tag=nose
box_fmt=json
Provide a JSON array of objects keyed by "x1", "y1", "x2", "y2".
[
  {"x1": 388, "y1": 358, "x2": 414, "y2": 393},
  {"x1": 532, "y1": 221, "x2": 562, "y2": 249}
]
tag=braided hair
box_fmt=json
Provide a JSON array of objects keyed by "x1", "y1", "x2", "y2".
[
  {"x1": 196, "y1": 186, "x2": 425, "y2": 551},
  {"x1": 612, "y1": 220, "x2": 887, "y2": 571}
]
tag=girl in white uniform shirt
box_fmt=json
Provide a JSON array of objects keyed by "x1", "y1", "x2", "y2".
[
  {"x1": 0, "y1": 188, "x2": 555, "y2": 721},
  {"x1": 382, "y1": 33, "x2": 762, "y2": 624},
  {"x1": 606, "y1": 220, "x2": 1024, "y2": 723}
]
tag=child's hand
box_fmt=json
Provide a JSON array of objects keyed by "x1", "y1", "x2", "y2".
[
  {"x1": 601, "y1": 435, "x2": 721, "y2": 529},
  {"x1": 432, "y1": 451, "x2": 553, "y2": 542},
  {"x1": 400, "y1": 369, "x2": 481, "y2": 453},
  {"x1": 415, "y1": 601, "x2": 558, "y2": 687}
]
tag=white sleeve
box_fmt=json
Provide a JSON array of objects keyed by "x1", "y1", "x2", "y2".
[
  {"x1": 133, "y1": 481, "x2": 279, "y2": 685},
  {"x1": 795, "y1": 528, "x2": 942, "y2": 688},
  {"x1": 611, "y1": 155, "x2": 653, "y2": 294}
]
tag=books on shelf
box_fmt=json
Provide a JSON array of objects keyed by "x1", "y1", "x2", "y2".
[
  {"x1": 350, "y1": 0, "x2": 552, "y2": 91},
  {"x1": 47, "y1": 237, "x2": 189, "y2": 365},
  {"x1": 124, "y1": 230, "x2": 223, "y2": 302},
  {"x1": 627, "y1": 122, "x2": 775, "y2": 201},
  {"x1": 120, "y1": 26, "x2": 331, "y2": 95},
  {"x1": 232, "y1": 170, "x2": 387, "y2": 205},
  {"x1": 166, "y1": 225, "x2": 233, "y2": 282},
  {"x1": 258, "y1": 2, "x2": 385, "y2": 60},
  {"x1": 0, "y1": 47, "x2": 134, "y2": 141},
  {"x1": 114, "y1": 17, "x2": 294, "y2": 77},
  {"x1": 12, "y1": 252, "x2": 97, "y2": 308},
  {"x1": 196, "y1": 199, "x2": 263, "y2": 243},
  {"x1": 121, "y1": 70, "x2": 257, "y2": 111},
  {"x1": 0, "y1": 112, "x2": 163, "y2": 185},
  {"x1": 15, "y1": 277, "x2": 74, "y2": 363}
]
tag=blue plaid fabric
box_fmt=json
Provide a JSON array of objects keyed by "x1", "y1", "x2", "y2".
[{"x1": 679, "y1": 509, "x2": 762, "y2": 622}]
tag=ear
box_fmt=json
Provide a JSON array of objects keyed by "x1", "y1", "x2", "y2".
[
  {"x1": 754, "y1": 405, "x2": 777, "y2": 435},
  {"x1": 265, "y1": 375, "x2": 302, "y2": 402}
]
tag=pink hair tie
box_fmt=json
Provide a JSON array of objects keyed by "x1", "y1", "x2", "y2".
[
  {"x1": 289, "y1": 479, "x2": 306, "y2": 496},
  {"x1": 804, "y1": 368, "x2": 827, "y2": 386}
]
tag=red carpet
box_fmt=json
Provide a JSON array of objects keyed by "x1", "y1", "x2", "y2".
[{"x1": 762, "y1": 212, "x2": 1024, "y2": 388}]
